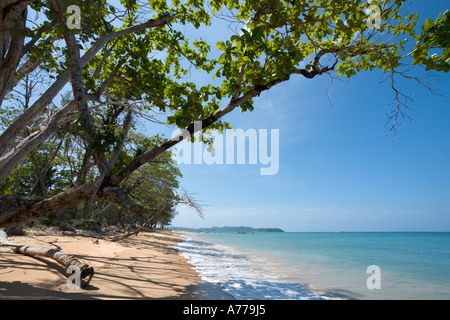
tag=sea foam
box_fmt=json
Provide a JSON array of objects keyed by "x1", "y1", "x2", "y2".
[{"x1": 174, "y1": 234, "x2": 327, "y2": 300}]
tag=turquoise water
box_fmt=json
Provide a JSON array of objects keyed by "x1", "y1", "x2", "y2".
[{"x1": 175, "y1": 232, "x2": 450, "y2": 300}]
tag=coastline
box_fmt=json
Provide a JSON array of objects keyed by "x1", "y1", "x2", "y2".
[{"x1": 0, "y1": 229, "x2": 233, "y2": 300}]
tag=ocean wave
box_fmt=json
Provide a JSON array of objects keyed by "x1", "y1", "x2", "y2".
[{"x1": 174, "y1": 234, "x2": 328, "y2": 300}]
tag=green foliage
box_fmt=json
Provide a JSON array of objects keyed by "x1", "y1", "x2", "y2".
[
  {"x1": 0, "y1": 176, "x2": 13, "y2": 195},
  {"x1": 413, "y1": 10, "x2": 450, "y2": 72},
  {"x1": 36, "y1": 213, "x2": 60, "y2": 227},
  {"x1": 20, "y1": 0, "x2": 447, "y2": 137},
  {"x1": 18, "y1": 0, "x2": 449, "y2": 136},
  {"x1": 0, "y1": 143, "x2": 65, "y2": 197}
]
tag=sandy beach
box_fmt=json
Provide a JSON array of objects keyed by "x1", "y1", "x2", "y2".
[{"x1": 0, "y1": 229, "x2": 233, "y2": 300}]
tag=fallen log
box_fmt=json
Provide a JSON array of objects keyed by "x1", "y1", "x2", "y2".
[{"x1": 0, "y1": 229, "x2": 94, "y2": 288}]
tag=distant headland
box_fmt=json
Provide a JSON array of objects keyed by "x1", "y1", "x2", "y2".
[{"x1": 170, "y1": 226, "x2": 285, "y2": 233}]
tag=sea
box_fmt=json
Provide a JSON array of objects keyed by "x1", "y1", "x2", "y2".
[{"x1": 173, "y1": 232, "x2": 450, "y2": 300}]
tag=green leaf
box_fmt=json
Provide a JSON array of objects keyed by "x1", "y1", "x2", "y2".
[{"x1": 217, "y1": 41, "x2": 226, "y2": 51}]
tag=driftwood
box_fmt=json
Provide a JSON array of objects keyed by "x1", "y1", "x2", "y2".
[{"x1": 0, "y1": 229, "x2": 94, "y2": 287}]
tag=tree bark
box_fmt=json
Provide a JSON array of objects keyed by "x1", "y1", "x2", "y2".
[
  {"x1": 48, "y1": 0, "x2": 110, "y2": 181},
  {"x1": 0, "y1": 0, "x2": 33, "y2": 105}
]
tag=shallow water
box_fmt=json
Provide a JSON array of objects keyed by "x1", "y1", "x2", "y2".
[{"x1": 174, "y1": 232, "x2": 450, "y2": 300}]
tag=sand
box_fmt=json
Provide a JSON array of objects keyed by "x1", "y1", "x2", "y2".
[{"x1": 0, "y1": 229, "x2": 233, "y2": 300}]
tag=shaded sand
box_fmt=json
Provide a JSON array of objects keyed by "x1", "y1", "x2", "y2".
[{"x1": 0, "y1": 230, "x2": 233, "y2": 300}]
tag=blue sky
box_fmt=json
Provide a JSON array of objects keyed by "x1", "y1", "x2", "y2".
[{"x1": 155, "y1": 1, "x2": 450, "y2": 232}]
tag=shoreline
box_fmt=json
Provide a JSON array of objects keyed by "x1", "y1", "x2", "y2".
[{"x1": 0, "y1": 229, "x2": 233, "y2": 300}]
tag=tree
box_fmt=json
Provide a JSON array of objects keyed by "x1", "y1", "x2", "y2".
[{"x1": 0, "y1": 0, "x2": 448, "y2": 228}]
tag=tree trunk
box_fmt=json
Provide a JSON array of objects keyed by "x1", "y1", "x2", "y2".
[
  {"x1": 0, "y1": 229, "x2": 94, "y2": 287},
  {"x1": 13, "y1": 246, "x2": 94, "y2": 287}
]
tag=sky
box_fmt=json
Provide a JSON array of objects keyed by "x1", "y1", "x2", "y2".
[{"x1": 146, "y1": 1, "x2": 450, "y2": 232}]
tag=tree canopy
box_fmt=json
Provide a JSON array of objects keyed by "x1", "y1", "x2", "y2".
[{"x1": 0, "y1": 0, "x2": 448, "y2": 229}]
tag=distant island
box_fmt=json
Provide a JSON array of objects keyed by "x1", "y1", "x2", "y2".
[{"x1": 170, "y1": 226, "x2": 284, "y2": 233}]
